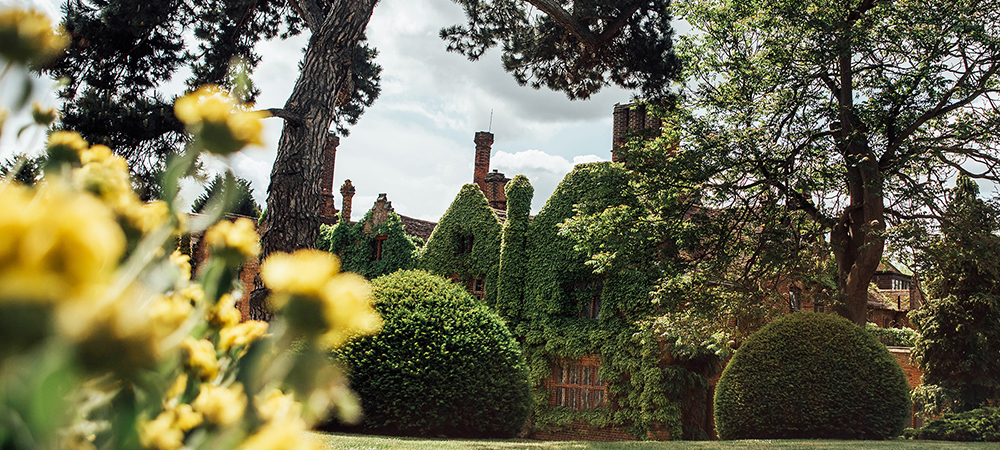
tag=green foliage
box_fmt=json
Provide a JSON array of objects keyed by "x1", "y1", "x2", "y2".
[
  {"x1": 714, "y1": 312, "x2": 910, "y2": 440},
  {"x1": 910, "y1": 176, "x2": 1000, "y2": 414},
  {"x1": 336, "y1": 270, "x2": 531, "y2": 438},
  {"x1": 191, "y1": 173, "x2": 262, "y2": 219},
  {"x1": 496, "y1": 175, "x2": 533, "y2": 324},
  {"x1": 658, "y1": 0, "x2": 1000, "y2": 324},
  {"x1": 865, "y1": 323, "x2": 918, "y2": 348},
  {"x1": 904, "y1": 407, "x2": 1000, "y2": 442},
  {"x1": 441, "y1": 0, "x2": 680, "y2": 100},
  {"x1": 517, "y1": 162, "x2": 726, "y2": 439},
  {"x1": 317, "y1": 211, "x2": 420, "y2": 280},
  {"x1": 418, "y1": 184, "x2": 502, "y2": 305},
  {"x1": 0, "y1": 153, "x2": 44, "y2": 186}
]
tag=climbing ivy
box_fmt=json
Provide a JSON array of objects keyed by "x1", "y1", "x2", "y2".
[
  {"x1": 317, "y1": 211, "x2": 421, "y2": 280},
  {"x1": 418, "y1": 184, "x2": 501, "y2": 305},
  {"x1": 515, "y1": 162, "x2": 727, "y2": 440},
  {"x1": 496, "y1": 175, "x2": 532, "y2": 324}
]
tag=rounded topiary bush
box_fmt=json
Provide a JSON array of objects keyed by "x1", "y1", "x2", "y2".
[
  {"x1": 337, "y1": 270, "x2": 530, "y2": 438},
  {"x1": 714, "y1": 312, "x2": 910, "y2": 440}
]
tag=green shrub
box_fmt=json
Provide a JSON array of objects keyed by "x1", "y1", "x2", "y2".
[
  {"x1": 865, "y1": 322, "x2": 919, "y2": 347},
  {"x1": 714, "y1": 312, "x2": 910, "y2": 440},
  {"x1": 336, "y1": 270, "x2": 531, "y2": 438},
  {"x1": 904, "y1": 407, "x2": 1000, "y2": 441}
]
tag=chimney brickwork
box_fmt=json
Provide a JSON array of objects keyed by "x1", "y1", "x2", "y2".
[
  {"x1": 340, "y1": 179, "x2": 355, "y2": 223},
  {"x1": 319, "y1": 134, "x2": 340, "y2": 225},
  {"x1": 471, "y1": 131, "x2": 510, "y2": 210},
  {"x1": 474, "y1": 131, "x2": 494, "y2": 192},
  {"x1": 611, "y1": 102, "x2": 663, "y2": 163}
]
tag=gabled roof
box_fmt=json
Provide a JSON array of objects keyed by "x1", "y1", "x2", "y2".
[{"x1": 400, "y1": 215, "x2": 437, "y2": 242}]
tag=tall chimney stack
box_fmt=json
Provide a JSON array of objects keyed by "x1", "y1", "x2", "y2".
[
  {"x1": 340, "y1": 179, "x2": 355, "y2": 223},
  {"x1": 473, "y1": 131, "x2": 494, "y2": 192},
  {"x1": 319, "y1": 134, "x2": 340, "y2": 225}
]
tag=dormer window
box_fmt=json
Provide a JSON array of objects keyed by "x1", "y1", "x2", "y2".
[{"x1": 458, "y1": 234, "x2": 474, "y2": 254}]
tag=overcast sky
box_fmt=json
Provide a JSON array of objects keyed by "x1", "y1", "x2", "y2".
[{"x1": 8, "y1": 0, "x2": 635, "y2": 222}]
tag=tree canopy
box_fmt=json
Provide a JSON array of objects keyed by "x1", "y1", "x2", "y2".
[
  {"x1": 442, "y1": 0, "x2": 680, "y2": 100},
  {"x1": 910, "y1": 176, "x2": 1000, "y2": 414},
  {"x1": 604, "y1": 0, "x2": 1000, "y2": 324}
]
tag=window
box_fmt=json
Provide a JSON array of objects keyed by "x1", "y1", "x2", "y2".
[
  {"x1": 570, "y1": 279, "x2": 603, "y2": 320},
  {"x1": 469, "y1": 277, "x2": 484, "y2": 300},
  {"x1": 891, "y1": 278, "x2": 909, "y2": 291},
  {"x1": 458, "y1": 234, "x2": 474, "y2": 254},
  {"x1": 789, "y1": 289, "x2": 802, "y2": 312},
  {"x1": 371, "y1": 234, "x2": 387, "y2": 261},
  {"x1": 552, "y1": 363, "x2": 606, "y2": 410},
  {"x1": 814, "y1": 301, "x2": 825, "y2": 313}
]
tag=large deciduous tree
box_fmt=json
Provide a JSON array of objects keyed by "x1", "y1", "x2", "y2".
[{"x1": 649, "y1": 0, "x2": 1000, "y2": 324}]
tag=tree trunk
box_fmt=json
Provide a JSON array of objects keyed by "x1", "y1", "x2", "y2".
[
  {"x1": 828, "y1": 23, "x2": 885, "y2": 326},
  {"x1": 248, "y1": 0, "x2": 378, "y2": 321}
]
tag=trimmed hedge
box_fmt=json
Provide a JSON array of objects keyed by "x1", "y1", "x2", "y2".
[
  {"x1": 865, "y1": 322, "x2": 918, "y2": 347},
  {"x1": 904, "y1": 407, "x2": 1000, "y2": 441},
  {"x1": 337, "y1": 270, "x2": 530, "y2": 438},
  {"x1": 714, "y1": 312, "x2": 910, "y2": 440}
]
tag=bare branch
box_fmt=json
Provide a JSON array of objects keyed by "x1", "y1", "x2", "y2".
[{"x1": 264, "y1": 108, "x2": 304, "y2": 126}]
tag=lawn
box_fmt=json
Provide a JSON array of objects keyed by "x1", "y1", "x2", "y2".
[{"x1": 312, "y1": 432, "x2": 1000, "y2": 449}]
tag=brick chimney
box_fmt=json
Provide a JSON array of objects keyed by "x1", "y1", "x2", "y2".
[
  {"x1": 340, "y1": 179, "x2": 355, "y2": 223},
  {"x1": 611, "y1": 102, "x2": 662, "y2": 163},
  {"x1": 473, "y1": 131, "x2": 494, "y2": 192},
  {"x1": 319, "y1": 134, "x2": 340, "y2": 225}
]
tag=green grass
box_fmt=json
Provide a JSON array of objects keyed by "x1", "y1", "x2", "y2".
[{"x1": 312, "y1": 432, "x2": 1000, "y2": 449}]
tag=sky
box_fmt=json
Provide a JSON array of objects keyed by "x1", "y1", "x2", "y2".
[{"x1": 7, "y1": 0, "x2": 636, "y2": 222}]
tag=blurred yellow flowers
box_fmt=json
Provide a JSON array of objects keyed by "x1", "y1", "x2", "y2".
[
  {"x1": 174, "y1": 86, "x2": 269, "y2": 155},
  {"x1": 0, "y1": 8, "x2": 67, "y2": 65},
  {"x1": 205, "y1": 217, "x2": 260, "y2": 260},
  {"x1": 0, "y1": 182, "x2": 124, "y2": 303},
  {"x1": 261, "y1": 250, "x2": 382, "y2": 347}
]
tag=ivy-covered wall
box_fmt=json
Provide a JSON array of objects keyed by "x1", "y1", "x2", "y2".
[
  {"x1": 417, "y1": 184, "x2": 502, "y2": 305},
  {"x1": 317, "y1": 210, "x2": 421, "y2": 280},
  {"x1": 508, "y1": 162, "x2": 724, "y2": 440},
  {"x1": 496, "y1": 175, "x2": 532, "y2": 324}
]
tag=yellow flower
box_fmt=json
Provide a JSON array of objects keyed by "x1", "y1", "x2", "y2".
[
  {"x1": 218, "y1": 320, "x2": 268, "y2": 351},
  {"x1": 174, "y1": 86, "x2": 269, "y2": 155},
  {"x1": 139, "y1": 410, "x2": 184, "y2": 450},
  {"x1": 237, "y1": 422, "x2": 317, "y2": 450},
  {"x1": 260, "y1": 250, "x2": 340, "y2": 301},
  {"x1": 138, "y1": 404, "x2": 203, "y2": 450},
  {"x1": 169, "y1": 250, "x2": 192, "y2": 282},
  {"x1": 204, "y1": 217, "x2": 260, "y2": 260},
  {"x1": 0, "y1": 8, "x2": 68, "y2": 65},
  {"x1": 150, "y1": 293, "x2": 194, "y2": 338},
  {"x1": 172, "y1": 404, "x2": 204, "y2": 431},
  {"x1": 209, "y1": 293, "x2": 241, "y2": 329},
  {"x1": 0, "y1": 182, "x2": 125, "y2": 303},
  {"x1": 255, "y1": 389, "x2": 302, "y2": 423},
  {"x1": 260, "y1": 250, "x2": 380, "y2": 347},
  {"x1": 181, "y1": 337, "x2": 218, "y2": 381},
  {"x1": 46, "y1": 131, "x2": 88, "y2": 165},
  {"x1": 318, "y1": 273, "x2": 382, "y2": 348},
  {"x1": 192, "y1": 383, "x2": 247, "y2": 426},
  {"x1": 164, "y1": 374, "x2": 189, "y2": 406}
]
